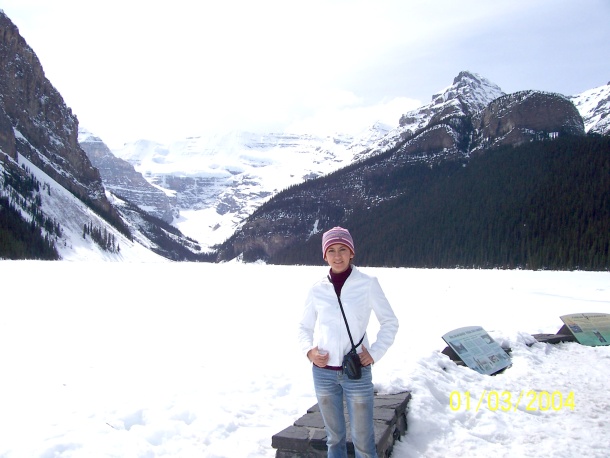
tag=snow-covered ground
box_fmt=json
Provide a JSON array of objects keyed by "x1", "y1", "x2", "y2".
[{"x1": 0, "y1": 262, "x2": 608, "y2": 457}]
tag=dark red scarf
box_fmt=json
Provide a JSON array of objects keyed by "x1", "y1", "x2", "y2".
[{"x1": 329, "y1": 265, "x2": 353, "y2": 297}]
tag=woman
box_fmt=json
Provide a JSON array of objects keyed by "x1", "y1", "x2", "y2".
[{"x1": 298, "y1": 227, "x2": 399, "y2": 458}]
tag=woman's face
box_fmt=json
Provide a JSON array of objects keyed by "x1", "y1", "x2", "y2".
[{"x1": 324, "y1": 243, "x2": 354, "y2": 273}]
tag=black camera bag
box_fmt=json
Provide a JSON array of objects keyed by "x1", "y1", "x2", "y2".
[{"x1": 343, "y1": 348, "x2": 362, "y2": 380}]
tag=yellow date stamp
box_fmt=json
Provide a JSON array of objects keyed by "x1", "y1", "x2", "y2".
[{"x1": 449, "y1": 390, "x2": 575, "y2": 412}]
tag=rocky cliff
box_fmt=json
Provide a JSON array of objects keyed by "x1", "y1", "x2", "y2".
[
  {"x1": 0, "y1": 11, "x2": 206, "y2": 261},
  {"x1": 472, "y1": 90, "x2": 584, "y2": 151},
  {"x1": 79, "y1": 129, "x2": 175, "y2": 223},
  {"x1": 0, "y1": 12, "x2": 115, "y2": 219}
]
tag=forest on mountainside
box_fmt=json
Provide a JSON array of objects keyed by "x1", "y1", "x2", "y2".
[
  {"x1": 0, "y1": 167, "x2": 60, "y2": 260},
  {"x1": 271, "y1": 135, "x2": 610, "y2": 270}
]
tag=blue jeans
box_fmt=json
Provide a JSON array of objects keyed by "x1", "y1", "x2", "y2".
[{"x1": 312, "y1": 364, "x2": 377, "y2": 458}]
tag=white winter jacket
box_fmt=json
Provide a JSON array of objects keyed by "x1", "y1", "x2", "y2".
[{"x1": 298, "y1": 266, "x2": 399, "y2": 367}]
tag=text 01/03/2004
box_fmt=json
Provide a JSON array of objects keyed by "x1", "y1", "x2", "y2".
[{"x1": 449, "y1": 390, "x2": 575, "y2": 412}]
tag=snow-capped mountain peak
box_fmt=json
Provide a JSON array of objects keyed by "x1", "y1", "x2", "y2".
[
  {"x1": 351, "y1": 71, "x2": 505, "y2": 160},
  {"x1": 569, "y1": 81, "x2": 610, "y2": 135},
  {"x1": 399, "y1": 70, "x2": 505, "y2": 135},
  {"x1": 435, "y1": 71, "x2": 505, "y2": 111}
]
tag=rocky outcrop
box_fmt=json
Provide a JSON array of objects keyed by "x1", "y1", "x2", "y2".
[
  {"x1": 79, "y1": 131, "x2": 175, "y2": 223},
  {"x1": 472, "y1": 91, "x2": 585, "y2": 151},
  {"x1": 0, "y1": 12, "x2": 115, "y2": 218}
]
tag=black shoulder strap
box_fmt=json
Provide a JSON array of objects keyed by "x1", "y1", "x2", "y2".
[{"x1": 328, "y1": 275, "x2": 365, "y2": 350}]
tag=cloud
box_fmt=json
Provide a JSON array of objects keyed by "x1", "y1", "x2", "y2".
[{"x1": 286, "y1": 94, "x2": 421, "y2": 136}]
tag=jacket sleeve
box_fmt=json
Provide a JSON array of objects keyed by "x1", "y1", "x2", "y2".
[
  {"x1": 297, "y1": 288, "x2": 317, "y2": 358},
  {"x1": 367, "y1": 277, "x2": 399, "y2": 363}
]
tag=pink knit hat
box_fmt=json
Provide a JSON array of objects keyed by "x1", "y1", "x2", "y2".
[{"x1": 322, "y1": 227, "x2": 355, "y2": 258}]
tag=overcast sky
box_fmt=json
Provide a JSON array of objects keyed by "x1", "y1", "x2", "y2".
[{"x1": 2, "y1": 0, "x2": 609, "y2": 148}]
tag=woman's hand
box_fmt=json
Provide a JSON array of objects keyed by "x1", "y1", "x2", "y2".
[
  {"x1": 359, "y1": 345, "x2": 374, "y2": 366},
  {"x1": 308, "y1": 347, "x2": 329, "y2": 368}
]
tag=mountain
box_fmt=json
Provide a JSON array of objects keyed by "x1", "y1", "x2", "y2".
[
  {"x1": 0, "y1": 11, "x2": 209, "y2": 261},
  {"x1": 0, "y1": 11, "x2": 133, "y2": 260},
  {"x1": 109, "y1": 125, "x2": 392, "y2": 249},
  {"x1": 338, "y1": 72, "x2": 505, "y2": 165},
  {"x1": 1, "y1": 7, "x2": 608, "y2": 266},
  {"x1": 400, "y1": 71, "x2": 506, "y2": 134},
  {"x1": 79, "y1": 129, "x2": 175, "y2": 223},
  {"x1": 84, "y1": 70, "x2": 607, "y2": 268},
  {"x1": 104, "y1": 72, "x2": 504, "y2": 251},
  {"x1": 0, "y1": 12, "x2": 118, "y2": 226},
  {"x1": 214, "y1": 74, "x2": 610, "y2": 269}
]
